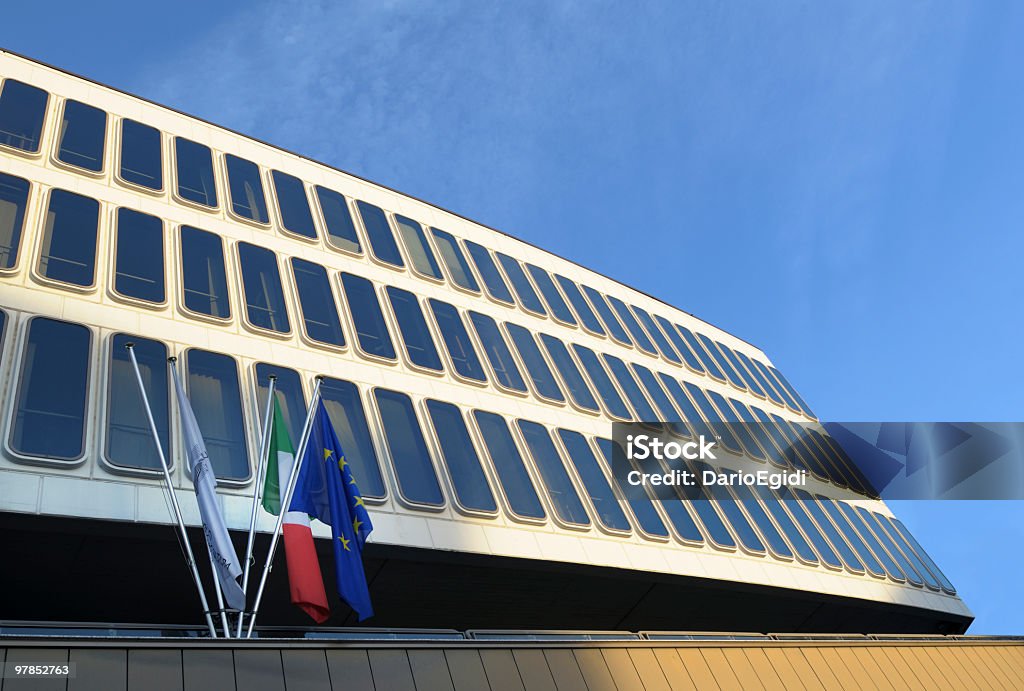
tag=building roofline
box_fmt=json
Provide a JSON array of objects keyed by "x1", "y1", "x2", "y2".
[{"x1": 0, "y1": 46, "x2": 761, "y2": 351}]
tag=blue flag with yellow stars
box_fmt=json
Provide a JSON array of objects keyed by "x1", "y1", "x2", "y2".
[{"x1": 291, "y1": 398, "x2": 374, "y2": 621}]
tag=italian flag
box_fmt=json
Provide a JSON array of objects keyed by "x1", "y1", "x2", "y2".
[{"x1": 262, "y1": 399, "x2": 330, "y2": 623}]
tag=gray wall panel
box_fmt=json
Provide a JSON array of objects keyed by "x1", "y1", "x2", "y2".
[
  {"x1": 542, "y1": 649, "x2": 587, "y2": 691},
  {"x1": 367, "y1": 650, "x2": 415, "y2": 691},
  {"x1": 68, "y1": 649, "x2": 127, "y2": 691},
  {"x1": 182, "y1": 649, "x2": 235, "y2": 691},
  {"x1": 571, "y1": 650, "x2": 616, "y2": 691},
  {"x1": 325, "y1": 650, "x2": 373, "y2": 690},
  {"x1": 2, "y1": 648, "x2": 69, "y2": 691},
  {"x1": 512, "y1": 649, "x2": 557, "y2": 691},
  {"x1": 233, "y1": 650, "x2": 284, "y2": 691},
  {"x1": 280, "y1": 650, "x2": 330, "y2": 691},
  {"x1": 444, "y1": 649, "x2": 491, "y2": 691},
  {"x1": 480, "y1": 649, "x2": 525, "y2": 691},
  {"x1": 408, "y1": 650, "x2": 455, "y2": 691},
  {"x1": 127, "y1": 649, "x2": 183, "y2": 691}
]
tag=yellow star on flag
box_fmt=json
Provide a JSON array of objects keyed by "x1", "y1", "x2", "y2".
[
  {"x1": 353, "y1": 517, "x2": 364, "y2": 533},
  {"x1": 323, "y1": 448, "x2": 333, "y2": 460},
  {"x1": 338, "y1": 534, "x2": 351, "y2": 552},
  {"x1": 354, "y1": 496, "x2": 365, "y2": 508},
  {"x1": 338, "y1": 455, "x2": 349, "y2": 471}
]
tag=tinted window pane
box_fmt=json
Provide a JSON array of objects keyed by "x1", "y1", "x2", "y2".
[
  {"x1": 526, "y1": 264, "x2": 576, "y2": 325},
  {"x1": 554, "y1": 275, "x2": 604, "y2": 335},
  {"x1": 657, "y1": 374, "x2": 716, "y2": 442},
  {"x1": 833, "y1": 501, "x2": 904, "y2": 580},
  {"x1": 0, "y1": 80, "x2": 48, "y2": 152},
  {"x1": 180, "y1": 226, "x2": 230, "y2": 318},
  {"x1": 606, "y1": 296, "x2": 656, "y2": 355},
  {"x1": 506, "y1": 323, "x2": 563, "y2": 402},
  {"x1": 341, "y1": 273, "x2": 395, "y2": 359},
  {"x1": 465, "y1": 241, "x2": 514, "y2": 304},
  {"x1": 674, "y1": 467, "x2": 734, "y2": 547},
  {"x1": 109, "y1": 338, "x2": 170, "y2": 471},
  {"x1": 174, "y1": 138, "x2": 217, "y2": 207},
  {"x1": 603, "y1": 355, "x2": 658, "y2": 422},
  {"x1": 375, "y1": 389, "x2": 444, "y2": 506},
  {"x1": 595, "y1": 439, "x2": 669, "y2": 538},
  {"x1": 696, "y1": 335, "x2": 744, "y2": 389},
  {"x1": 705, "y1": 389, "x2": 766, "y2": 460},
  {"x1": 356, "y1": 200, "x2": 403, "y2": 267},
  {"x1": 119, "y1": 119, "x2": 162, "y2": 190},
  {"x1": 291, "y1": 258, "x2": 345, "y2": 347},
  {"x1": 691, "y1": 461, "x2": 765, "y2": 553},
  {"x1": 316, "y1": 187, "x2": 361, "y2": 253},
  {"x1": 539, "y1": 334, "x2": 599, "y2": 412},
  {"x1": 775, "y1": 487, "x2": 844, "y2": 569},
  {"x1": 735, "y1": 350, "x2": 784, "y2": 406},
  {"x1": 114, "y1": 208, "x2": 164, "y2": 303},
  {"x1": 469, "y1": 312, "x2": 526, "y2": 392},
  {"x1": 254, "y1": 364, "x2": 306, "y2": 446},
  {"x1": 887, "y1": 516, "x2": 955, "y2": 593},
  {"x1": 429, "y1": 299, "x2": 486, "y2": 382},
  {"x1": 321, "y1": 378, "x2": 385, "y2": 499},
  {"x1": 558, "y1": 430, "x2": 630, "y2": 532},
  {"x1": 725, "y1": 398, "x2": 788, "y2": 469},
  {"x1": 186, "y1": 350, "x2": 249, "y2": 480},
  {"x1": 728, "y1": 481, "x2": 792, "y2": 558},
  {"x1": 516, "y1": 421, "x2": 590, "y2": 526},
  {"x1": 388, "y1": 287, "x2": 442, "y2": 371},
  {"x1": 496, "y1": 253, "x2": 545, "y2": 315},
  {"x1": 11, "y1": 319, "x2": 90, "y2": 459},
  {"x1": 572, "y1": 344, "x2": 630, "y2": 419},
  {"x1": 57, "y1": 100, "x2": 106, "y2": 172},
  {"x1": 0, "y1": 172, "x2": 29, "y2": 269},
  {"x1": 581, "y1": 285, "x2": 632, "y2": 345},
  {"x1": 238, "y1": 243, "x2": 290, "y2": 333},
  {"x1": 675, "y1": 325, "x2": 725, "y2": 380},
  {"x1": 225, "y1": 155, "x2": 268, "y2": 223},
  {"x1": 682, "y1": 383, "x2": 743, "y2": 455},
  {"x1": 787, "y1": 488, "x2": 863, "y2": 572},
  {"x1": 272, "y1": 170, "x2": 315, "y2": 238},
  {"x1": 427, "y1": 400, "x2": 497, "y2": 513},
  {"x1": 717, "y1": 343, "x2": 765, "y2": 396},
  {"x1": 751, "y1": 484, "x2": 819, "y2": 564},
  {"x1": 474, "y1": 411, "x2": 545, "y2": 520},
  {"x1": 773, "y1": 416, "x2": 829, "y2": 479},
  {"x1": 431, "y1": 228, "x2": 479, "y2": 291},
  {"x1": 631, "y1": 307, "x2": 681, "y2": 364},
  {"x1": 768, "y1": 365, "x2": 816, "y2": 418},
  {"x1": 395, "y1": 216, "x2": 442, "y2": 279},
  {"x1": 817, "y1": 497, "x2": 886, "y2": 577},
  {"x1": 852, "y1": 506, "x2": 919, "y2": 584},
  {"x1": 39, "y1": 189, "x2": 98, "y2": 287},
  {"x1": 753, "y1": 359, "x2": 800, "y2": 410},
  {"x1": 655, "y1": 315, "x2": 704, "y2": 373},
  {"x1": 630, "y1": 364, "x2": 690, "y2": 438}
]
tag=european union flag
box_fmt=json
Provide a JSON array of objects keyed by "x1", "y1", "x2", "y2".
[{"x1": 291, "y1": 399, "x2": 374, "y2": 621}]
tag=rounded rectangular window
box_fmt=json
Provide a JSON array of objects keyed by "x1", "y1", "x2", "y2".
[
  {"x1": 631, "y1": 306, "x2": 681, "y2": 365},
  {"x1": 602, "y1": 354, "x2": 658, "y2": 422},
  {"x1": 606, "y1": 295, "x2": 656, "y2": 355},
  {"x1": 786, "y1": 488, "x2": 864, "y2": 573},
  {"x1": 767, "y1": 364, "x2": 816, "y2": 418},
  {"x1": 426, "y1": 400, "x2": 497, "y2": 513},
  {"x1": 465, "y1": 241, "x2": 514, "y2": 305},
  {"x1": 554, "y1": 275, "x2": 604, "y2": 335},
  {"x1": 655, "y1": 315, "x2": 704, "y2": 373},
  {"x1": 697, "y1": 333, "x2": 745, "y2": 389},
  {"x1": 580, "y1": 285, "x2": 632, "y2": 346},
  {"x1": 473, "y1": 411, "x2": 545, "y2": 521},
  {"x1": 185, "y1": 349, "x2": 250, "y2": 481},
  {"x1": 690, "y1": 461, "x2": 765, "y2": 554},
  {"x1": 431, "y1": 228, "x2": 479, "y2": 292},
  {"x1": 321, "y1": 378, "x2": 386, "y2": 499},
  {"x1": 538, "y1": 334, "x2": 598, "y2": 412},
  {"x1": 496, "y1": 253, "x2": 545, "y2": 316},
  {"x1": 0, "y1": 79, "x2": 48, "y2": 153},
  {"x1": 429, "y1": 299, "x2": 486, "y2": 382},
  {"x1": 341, "y1": 273, "x2": 395, "y2": 360},
  {"x1": 734, "y1": 349, "x2": 784, "y2": 406},
  {"x1": 595, "y1": 439, "x2": 669, "y2": 539},
  {"x1": 225, "y1": 155, "x2": 269, "y2": 223},
  {"x1": 752, "y1": 359, "x2": 799, "y2": 411},
  {"x1": 682, "y1": 383, "x2": 744, "y2": 454},
  {"x1": 557, "y1": 430, "x2": 630, "y2": 533},
  {"x1": 656, "y1": 374, "x2": 715, "y2": 442},
  {"x1": 11, "y1": 318, "x2": 91, "y2": 460},
  {"x1": 56, "y1": 100, "x2": 106, "y2": 172},
  {"x1": 727, "y1": 481, "x2": 793, "y2": 559},
  {"x1": 113, "y1": 208, "x2": 165, "y2": 304},
  {"x1": 773, "y1": 486, "x2": 843, "y2": 569},
  {"x1": 356, "y1": 201, "x2": 403, "y2": 267},
  {"x1": 831, "y1": 500, "x2": 901, "y2": 580},
  {"x1": 38, "y1": 189, "x2": 99, "y2": 287},
  {"x1": 572, "y1": 344, "x2": 630, "y2": 420},
  {"x1": 0, "y1": 172, "x2": 30, "y2": 270},
  {"x1": 387, "y1": 287, "x2": 442, "y2": 371},
  {"x1": 468, "y1": 312, "x2": 526, "y2": 393},
  {"x1": 675, "y1": 325, "x2": 725, "y2": 381},
  {"x1": 505, "y1": 324, "x2": 563, "y2": 402},
  {"x1": 717, "y1": 342, "x2": 765, "y2": 396},
  {"x1": 374, "y1": 389, "x2": 443, "y2": 507},
  {"x1": 291, "y1": 258, "x2": 345, "y2": 347},
  {"x1": 174, "y1": 137, "x2": 218, "y2": 207},
  {"x1": 704, "y1": 389, "x2": 766, "y2": 460},
  {"x1": 630, "y1": 363, "x2": 690, "y2": 438},
  {"x1": 255, "y1": 363, "x2": 307, "y2": 446},
  {"x1": 238, "y1": 242, "x2": 290, "y2": 333},
  {"x1": 119, "y1": 119, "x2": 162, "y2": 190},
  {"x1": 516, "y1": 420, "x2": 590, "y2": 527},
  {"x1": 749, "y1": 484, "x2": 818, "y2": 564},
  {"x1": 106, "y1": 335, "x2": 170, "y2": 471},
  {"x1": 272, "y1": 170, "x2": 316, "y2": 238},
  {"x1": 180, "y1": 226, "x2": 230, "y2": 319},
  {"x1": 395, "y1": 216, "x2": 442, "y2": 280},
  {"x1": 316, "y1": 186, "x2": 361, "y2": 254},
  {"x1": 525, "y1": 264, "x2": 576, "y2": 326}
]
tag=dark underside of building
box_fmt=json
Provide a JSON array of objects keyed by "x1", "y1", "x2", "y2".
[{"x1": 1, "y1": 513, "x2": 970, "y2": 635}]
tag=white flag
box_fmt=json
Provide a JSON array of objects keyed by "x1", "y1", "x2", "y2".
[{"x1": 171, "y1": 366, "x2": 246, "y2": 612}]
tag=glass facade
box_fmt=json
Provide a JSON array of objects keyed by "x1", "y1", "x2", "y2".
[
  {"x1": 113, "y1": 208, "x2": 164, "y2": 303},
  {"x1": 180, "y1": 226, "x2": 230, "y2": 318},
  {"x1": 237, "y1": 242, "x2": 291, "y2": 333},
  {"x1": 341, "y1": 273, "x2": 395, "y2": 360},
  {"x1": 38, "y1": 189, "x2": 99, "y2": 287},
  {"x1": 118, "y1": 119, "x2": 162, "y2": 190}
]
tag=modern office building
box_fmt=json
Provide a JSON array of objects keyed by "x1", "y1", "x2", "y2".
[{"x1": 0, "y1": 46, "x2": 974, "y2": 651}]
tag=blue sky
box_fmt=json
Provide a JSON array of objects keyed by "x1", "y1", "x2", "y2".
[{"x1": 5, "y1": 1, "x2": 1021, "y2": 632}]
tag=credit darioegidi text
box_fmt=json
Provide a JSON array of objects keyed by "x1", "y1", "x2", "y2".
[{"x1": 625, "y1": 468, "x2": 809, "y2": 491}]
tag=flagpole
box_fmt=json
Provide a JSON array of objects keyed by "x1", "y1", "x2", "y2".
[
  {"x1": 246, "y1": 376, "x2": 324, "y2": 638},
  {"x1": 236, "y1": 375, "x2": 276, "y2": 637},
  {"x1": 167, "y1": 357, "x2": 234, "y2": 638},
  {"x1": 125, "y1": 344, "x2": 218, "y2": 638}
]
